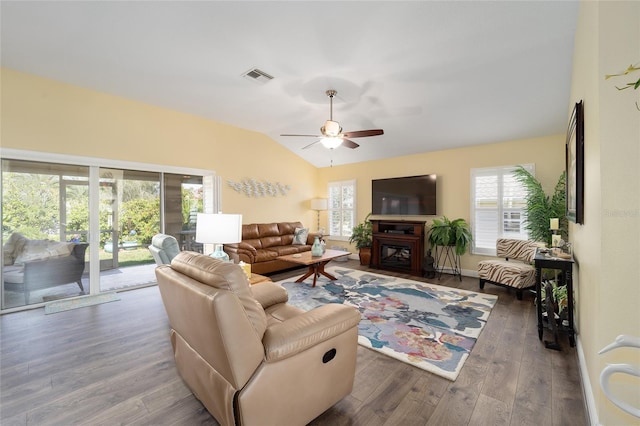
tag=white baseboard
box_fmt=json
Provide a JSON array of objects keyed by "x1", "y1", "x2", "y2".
[{"x1": 577, "y1": 335, "x2": 600, "y2": 425}]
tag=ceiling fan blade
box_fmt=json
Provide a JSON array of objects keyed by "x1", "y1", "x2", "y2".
[
  {"x1": 302, "y1": 140, "x2": 321, "y2": 149},
  {"x1": 342, "y1": 138, "x2": 360, "y2": 149},
  {"x1": 342, "y1": 129, "x2": 384, "y2": 138},
  {"x1": 281, "y1": 134, "x2": 320, "y2": 137}
]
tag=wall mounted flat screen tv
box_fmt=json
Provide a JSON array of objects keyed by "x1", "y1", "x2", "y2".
[{"x1": 372, "y1": 174, "x2": 437, "y2": 216}]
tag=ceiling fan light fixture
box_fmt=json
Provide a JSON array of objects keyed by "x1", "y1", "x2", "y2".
[
  {"x1": 282, "y1": 88, "x2": 384, "y2": 151},
  {"x1": 321, "y1": 137, "x2": 343, "y2": 149},
  {"x1": 322, "y1": 120, "x2": 342, "y2": 137}
]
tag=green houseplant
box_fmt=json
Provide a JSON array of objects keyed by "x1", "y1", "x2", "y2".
[
  {"x1": 512, "y1": 166, "x2": 567, "y2": 246},
  {"x1": 428, "y1": 216, "x2": 473, "y2": 256},
  {"x1": 349, "y1": 213, "x2": 373, "y2": 265}
]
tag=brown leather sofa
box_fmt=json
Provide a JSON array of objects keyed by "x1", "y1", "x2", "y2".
[
  {"x1": 155, "y1": 251, "x2": 361, "y2": 426},
  {"x1": 223, "y1": 221, "x2": 318, "y2": 274}
]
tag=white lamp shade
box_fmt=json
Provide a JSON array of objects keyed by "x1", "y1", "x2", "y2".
[
  {"x1": 311, "y1": 198, "x2": 328, "y2": 211},
  {"x1": 320, "y1": 137, "x2": 343, "y2": 149},
  {"x1": 195, "y1": 213, "x2": 243, "y2": 244}
]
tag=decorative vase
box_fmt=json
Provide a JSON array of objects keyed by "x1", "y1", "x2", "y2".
[{"x1": 311, "y1": 236, "x2": 323, "y2": 256}]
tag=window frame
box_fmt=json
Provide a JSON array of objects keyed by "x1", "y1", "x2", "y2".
[
  {"x1": 470, "y1": 164, "x2": 534, "y2": 256},
  {"x1": 1, "y1": 148, "x2": 218, "y2": 313},
  {"x1": 327, "y1": 179, "x2": 356, "y2": 242}
]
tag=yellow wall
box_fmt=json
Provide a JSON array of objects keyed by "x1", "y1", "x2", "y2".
[
  {"x1": 0, "y1": 68, "x2": 319, "y2": 225},
  {"x1": 571, "y1": 1, "x2": 640, "y2": 425},
  {"x1": 317, "y1": 135, "x2": 566, "y2": 272},
  {"x1": 2, "y1": 67, "x2": 567, "y2": 266}
]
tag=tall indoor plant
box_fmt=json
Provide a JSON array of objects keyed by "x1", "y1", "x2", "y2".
[
  {"x1": 513, "y1": 166, "x2": 567, "y2": 246},
  {"x1": 428, "y1": 216, "x2": 473, "y2": 256},
  {"x1": 349, "y1": 213, "x2": 373, "y2": 265}
]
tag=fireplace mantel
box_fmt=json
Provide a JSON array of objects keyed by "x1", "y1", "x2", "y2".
[{"x1": 371, "y1": 220, "x2": 425, "y2": 277}]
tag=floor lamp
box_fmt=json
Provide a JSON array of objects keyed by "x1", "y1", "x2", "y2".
[
  {"x1": 310, "y1": 198, "x2": 328, "y2": 233},
  {"x1": 195, "y1": 213, "x2": 243, "y2": 262}
]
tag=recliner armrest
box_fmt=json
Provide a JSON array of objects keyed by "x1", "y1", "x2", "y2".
[
  {"x1": 263, "y1": 304, "x2": 361, "y2": 362},
  {"x1": 251, "y1": 282, "x2": 288, "y2": 309}
]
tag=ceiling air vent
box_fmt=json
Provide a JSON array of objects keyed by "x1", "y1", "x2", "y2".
[{"x1": 242, "y1": 67, "x2": 274, "y2": 84}]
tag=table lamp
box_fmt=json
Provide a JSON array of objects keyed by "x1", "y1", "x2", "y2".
[
  {"x1": 310, "y1": 198, "x2": 328, "y2": 232},
  {"x1": 195, "y1": 213, "x2": 243, "y2": 262}
]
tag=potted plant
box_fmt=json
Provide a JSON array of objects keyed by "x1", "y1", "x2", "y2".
[
  {"x1": 512, "y1": 166, "x2": 567, "y2": 246},
  {"x1": 428, "y1": 216, "x2": 473, "y2": 256},
  {"x1": 541, "y1": 280, "x2": 569, "y2": 325},
  {"x1": 349, "y1": 213, "x2": 373, "y2": 265}
]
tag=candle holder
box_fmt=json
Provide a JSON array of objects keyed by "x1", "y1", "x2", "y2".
[{"x1": 549, "y1": 218, "x2": 561, "y2": 248}]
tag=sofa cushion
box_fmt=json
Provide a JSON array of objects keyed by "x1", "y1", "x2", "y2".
[
  {"x1": 242, "y1": 224, "x2": 261, "y2": 240},
  {"x1": 261, "y1": 235, "x2": 283, "y2": 248},
  {"x1": 277, "y1": 222, "x2": 302, "y2": 235},
  {"x1": 254, "y1": 249, "x2": 279, "y2": 263},
  {"x1": 257, "y1": 223, "x2": 280, "y2": 237},
  {"x1": 496, "y1": 238, "x2": 537, "y2": 262},
  {"x1": 292, "y1": 227, "x2": 309, "y2": 245},
  {"x1": 268, "y1": 246, "x2": 303, "y2": 256},
  {"x1": 478, "y1": 259, "x2": 536, "y2": 289},
  {"x1": 3, "y1": 232, "x2": 28, "y2": 266},
  {"x1": 14, "y1": 239, "x2": 74, "y2": 264},
  {"x1": 3, "y1": 264, "x2": 24, "y2": 284},
  {"x1": 242, "y1": 238, "x2": 263, "y2": 250}
]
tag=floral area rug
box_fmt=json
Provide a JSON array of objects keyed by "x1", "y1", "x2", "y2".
[{"x1": 276, "y1": 267, "x2": 497, "y2": 381}]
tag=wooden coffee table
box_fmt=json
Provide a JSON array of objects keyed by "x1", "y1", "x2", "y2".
[{"x1": 277, "y1": 249, "x2": 351, "y2": 287}]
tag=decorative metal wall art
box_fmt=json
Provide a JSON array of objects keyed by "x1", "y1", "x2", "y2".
[{"x1": 227, "y1": 178, "x2": 291, "y2": 198}]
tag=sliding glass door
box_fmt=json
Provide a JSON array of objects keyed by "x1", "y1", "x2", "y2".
[
  {"x1": 1, "y1": 156, "x2": 210, "y2": 312},
  {"x1": 1, "y1": 159, "x2": 90, "y2": 309},
  {"x1": 98, "y1": 168, "x2": 161, "y2": 292}
]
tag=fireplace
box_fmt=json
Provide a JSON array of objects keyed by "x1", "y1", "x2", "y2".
[
  {"x1": 380, "y1": 244, "x2": 412, "y2": 269},
  {"x1": 371, "y1": 220, "x2": 425, "y2": 277}
]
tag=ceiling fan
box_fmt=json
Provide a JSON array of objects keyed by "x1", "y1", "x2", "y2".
[{"x1": 281, "y1": 89, "x2": 384, "y2": 150}]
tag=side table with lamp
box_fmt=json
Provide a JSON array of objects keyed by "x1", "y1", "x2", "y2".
[
  {"x1": 195, "y1": 213, "x2": 243, "y2": 262},
  {"x1": 195, "y1": 213, "x2": 271, "y2": 285}
]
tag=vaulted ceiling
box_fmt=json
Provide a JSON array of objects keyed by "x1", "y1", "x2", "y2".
[{"x1": 1, "y1": 1, "x2": 579, "y2": 167}]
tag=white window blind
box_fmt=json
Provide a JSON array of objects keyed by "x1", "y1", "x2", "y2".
[
  {"x1": 471, "y1": 164, "x2": 533, "y2": 255},
  {"x1": 328, "y1": 179, "x2": 356, "y2": 241}
]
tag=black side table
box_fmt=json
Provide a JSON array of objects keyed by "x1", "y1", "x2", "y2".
[{"x1": 534, "y1": 249, "x2": 575, "y2": 348}]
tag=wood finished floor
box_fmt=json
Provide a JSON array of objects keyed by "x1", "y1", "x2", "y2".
[{"x1": 0, "y1": 260, "x2": 588, "y2": 426}]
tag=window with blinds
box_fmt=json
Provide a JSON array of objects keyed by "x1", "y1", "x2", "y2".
[
  {"x1": 470, "y1": 164, "x2": 533, "y2": 255},
  {"x1": 328, "y1": 179, "x2": 356, "y2": 241}
]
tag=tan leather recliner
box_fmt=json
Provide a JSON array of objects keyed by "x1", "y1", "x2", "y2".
[{"x1": 155, "y1": 251, "x2": 361, "y2": 426}]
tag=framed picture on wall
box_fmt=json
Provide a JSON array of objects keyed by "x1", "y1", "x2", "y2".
[{"x1": 566, "y1": 100, "x2": 584, "y2": 224}]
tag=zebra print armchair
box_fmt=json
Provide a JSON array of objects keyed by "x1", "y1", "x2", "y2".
[{"x1": 477, "y1": 238, "x2": 538, "y2": 300}]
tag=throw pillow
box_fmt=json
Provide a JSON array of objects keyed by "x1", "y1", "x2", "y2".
[{"x1": 292, "y1": 227, "x2": 309, "y2": 245}]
